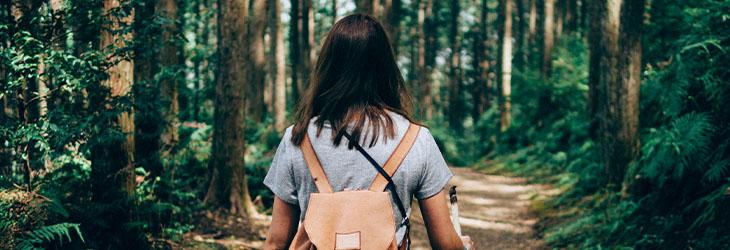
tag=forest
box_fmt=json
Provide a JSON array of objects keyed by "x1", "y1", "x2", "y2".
[{"x1": 1, "y1": 0, "x2": 729, "y2": 249}]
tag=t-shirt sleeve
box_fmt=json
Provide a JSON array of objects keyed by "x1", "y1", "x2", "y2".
[
  {"x1": 415, "y1": 128, "x2": 453, "y2": 200},
  {"x1": 263, "y1": 128, "x2": 299, "y2": 205}
]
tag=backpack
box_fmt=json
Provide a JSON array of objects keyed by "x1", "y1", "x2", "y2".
[{"x1": 288, "y1": 124, "x2": 421, "y2": 250}]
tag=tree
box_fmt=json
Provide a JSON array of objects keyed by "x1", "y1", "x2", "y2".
[
  {"x1": 528, "y1": 0, "x2": 536, "y2": 47},
  {"x1": 247, "y1": 0, "x2": 267, "y2": 122},
  {"x1": 555, "y1": 0, "x2": 564, "y2": 40},
  {"x1": 565, "y1": 0, "x2": 577, "y2": 33},
  {"x1": 205, "y1": 0, "x2": 256, "y2": 216},
  {"x1": 133, "y1": 0, "x2": 160, "y2": 176},
  {"x1": 447, "y1": 0, "x2": 462, "y2": 130},
  {"x1": 290, "y1": 0, "x2": 313, "y2": 104},
  {"x1": 415, "y1": 0, "x2": 434, "y2": 119},
  {"x1": 498, "y1": 0, "x2": 513, "y2": 131},
  {"x1": 514, "y1": 0, "x2": 527, "y2": 68},
  {"x1": 157, "y1": 0, "x2": 181, "y2": 152},
  {"x1": 542, "y1": 0, "x2": 555, "y2": 78},
  {"x1": 588, "y1": 0, "x2": 644, "y2": 187},
  {"x1": 382, "y1": 0, "x2": 400, "y2": 55},
  {"x1": 356, "y1": 0, "x2": 378, "y2": 15},
  {"x1": 332, "y1": 0, "x2": 337, "y2": 24},
  {"x1": 89, "y1": 0, "x2": 147, "y2": 247},
  {"x1": 290, "y1": 0, "x2": 300, "y2": 103},
  {"x1": 471, "y1": 0, "x2": 492, "y2": 121},
  {"x1": 95, "y1": 0, "x2": 135, "y2": 199},
  {"x1": 269, "y1": 0, "x2": 286, "y2": 132}
]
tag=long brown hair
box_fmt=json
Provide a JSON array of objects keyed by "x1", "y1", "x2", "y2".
[{"x1": 290, "y1": 14, "x2": 415, "y2": 148}]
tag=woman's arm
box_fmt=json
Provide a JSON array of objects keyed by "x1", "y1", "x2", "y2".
[
  {"x1": 419, "y1": 189, "x2": 469, "y2": 250},
  {"x1": 264, "y1": 197, "x2": 300, "y2": 250}
]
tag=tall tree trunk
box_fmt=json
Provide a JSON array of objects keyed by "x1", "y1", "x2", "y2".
[
  {"x1": 415, "y1": 0, "x2": 433, "y2": 119},
  {"x1": 542, "y1": 0, "x2": 554, "y2": 78},
  {"x1": 205, "y1": 0, "x2": 256, "y2": 216},
  {"x1": 306, "y1": 0, "x2": 314, "y2": 72},
  {"x1": 528, "y1": 0, "x2": 536, "y2": 46},
  {"x1": 332, "y1": 0, "x2": 337, "y2": 24},
  {"x1": 382, "y1": 0, "x2": 400, "y2": 55},
  {"x1": 447, "y1": 0, "x2": 461, "y2": 130},
  {"x1": 290, "y1": 0, "x2": 313, "y2": 104},
  {"x1": 158, "y1": 0, "x2": 180, "y2": 155},
  {"x1": 565, "y1": 0, "x2": 577, "y2": 33},
  {"x1": 0, "y1": 0, "x2": 10, "y2": 176},
  {"x1": 423, "y1": 0, "x2": 436, "y2": 119},
  {"x1": 471, "y1": 0, "x2": 491, "y2": 122},
  {"x1": 580, "y1": 0, "x2": 587, "y2": 33},
  {"x1": 498, "y1": 0, "x2": 513, "y2": 131},
  {"x1": 290, "y1": 0, "x2": 300, "y2": 103},
  {"x1": 247, "y1": 0, "x2": 267, "y2": 122},
  {"x1": 269, "y1": 0, "x2": 286, "y2": 132},
  {"x1": 91, "y1": 0, "x2": 146, "y2": 247},
  {"x1": 133, "y1": 0, "x2": 159, "y2": 176},
  {"x1": 514, "y1": 0, "x2": 527, "y2": 69},
  {"x1": 555, "y1": 0, "x2": 564, "y2": 40},
  {"x1": 97, "y1": 0, "x2": 135, "y2": 195},
  {"x1": 13, "y1": 0, "x2": 49, "y2": 184},
  {"x1": 588, "y1": 0, "x2": 644, "y2": 188}
]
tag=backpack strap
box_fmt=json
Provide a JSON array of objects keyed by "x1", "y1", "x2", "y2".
[
  {"x1": 368, "y1": 124, "x2": 421, "y2": 192},
  {"x1": 302, "y1": 134, "x2": 334, "y2": 193}
]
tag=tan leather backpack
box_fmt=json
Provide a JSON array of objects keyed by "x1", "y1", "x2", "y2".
[{"x1": 288, "y1": 124, "x2": 421, "y2": 250}]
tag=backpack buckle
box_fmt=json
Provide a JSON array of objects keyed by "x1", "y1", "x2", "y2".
[{"x1": 400, "y1": 216, "x2": 410, "y2": 227}]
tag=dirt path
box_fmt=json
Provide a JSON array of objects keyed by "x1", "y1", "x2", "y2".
[
  {"x1": 409, "y1": 167, "x2": 547, "y2": 250},
  {"x1": 186, "y1": 167, "x2": 550, "y2": 249}
]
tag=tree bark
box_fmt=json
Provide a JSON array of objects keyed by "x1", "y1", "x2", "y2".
[
  {"x1": 514, "y1": 0, "x2": 527, "y2": 68},
  {"x1": 0, "y1": 0, "x2": 10, "y2": 176},
  {"x1": 424, "y1": 0, "x2": 436, "y2": 119},
  {"x1": 332, "y1": 0, "x2": 337, "y2": 24},
  {"x1": 306, "y1": 0, "x2": 315, "y2": 71},
  {"x1": 542, "y1": 0, "x2": 555, "y2": 78},
  {"x1": 132, "y1": 0, "x2": 160, "y2": 176},
  {"x1": 95, "y1": 0, "x2": 136, "y2": 195},
  {"x1": 158, "y1": 0, "x2": 180, "y2": 154},
  {"x1": 290, "y1": 0, "x2": 313, "y2": 104},
  {"x1": 90, "y1": 0, "x2": 147, "y2": 246},
  {"x1": 498, "y1": 0, "x2": 513, "y2": 131},
  {"x1": 269, "y1": 0, "x2": 286, "y2": 132},
  {"x1": 528, "y1": 0, "x2": 536, "y2": 45},
  {"x1": 471, "y1": 0, "x2": 491, "y2": 122},
  {"x1": 290, "y1": 0, "x2": 300, "y2": 103},
  {"x1": 415, "y1": 0, "x2": 434, "y2": 119},
  {"x1": 205, "y1": 0, "x2": 256, "y2": 216},
  {"x1": 555, "y1": 0, "x2": 564, "y2": 40},
  {"x1": 588, "y1": 0, "x2": 644, "y2": 188},
  {"x1": 565, "y1": 0, "x2": 577, "y2": 33},
  {"x1": 447, "y1": 0, "x2": 462, "y2": 130},
  {"x1": 247, "y1": 0, "x2": 267, "y2": 122},
  {"x1": 382, "y1": 0, "x2": 400, "y2": 55}
]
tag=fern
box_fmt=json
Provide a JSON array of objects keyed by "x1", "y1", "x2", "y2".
[
  {"x1": 703, "y1": 159, "x2": 730, "y2": 184},
  {"x1": 686, "y1": 181, "x2": 730, "y2": 230},
  {"x1": 17, "y1": 223, "x2": 85, "y2": 250},
  {"x1": 640, "y1": 112, "x2": 714, "y2": 186}
]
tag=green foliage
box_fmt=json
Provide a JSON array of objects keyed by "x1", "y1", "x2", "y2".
[
  {"x1": 638, "y1": 112, "x2": 713, "y2": 187},
  {"x1": 498, "y1": 1, "x2": 730, "y2": 248},
  {"x1": 17, "y1": 223, "x2": 85, "y2": 250}
]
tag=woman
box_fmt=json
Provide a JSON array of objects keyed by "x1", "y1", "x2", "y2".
[{"x1": 263, "y1": 14, "x2": 473, "y2": 250}]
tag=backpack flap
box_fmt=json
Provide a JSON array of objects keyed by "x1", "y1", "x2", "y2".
[{"x1": 303, "y1": 190, "x2": 397, "y2": 250}]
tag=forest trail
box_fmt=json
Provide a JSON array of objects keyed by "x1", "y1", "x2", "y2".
[
  {"x1": 186, "y1": 167, "x2": 552, "y2": 249},
  {"x1": 409, "y1": 167, "x2": 548, "y2": 250}
]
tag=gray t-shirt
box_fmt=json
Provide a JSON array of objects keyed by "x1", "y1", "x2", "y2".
[{"x1": 264, "y1": 112, "x2": 452, "y2": 243}]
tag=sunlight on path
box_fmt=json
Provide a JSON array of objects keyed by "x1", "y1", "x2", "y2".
[{"x1": 409, "y1": 167, "x2": 548, "y2": 250}]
